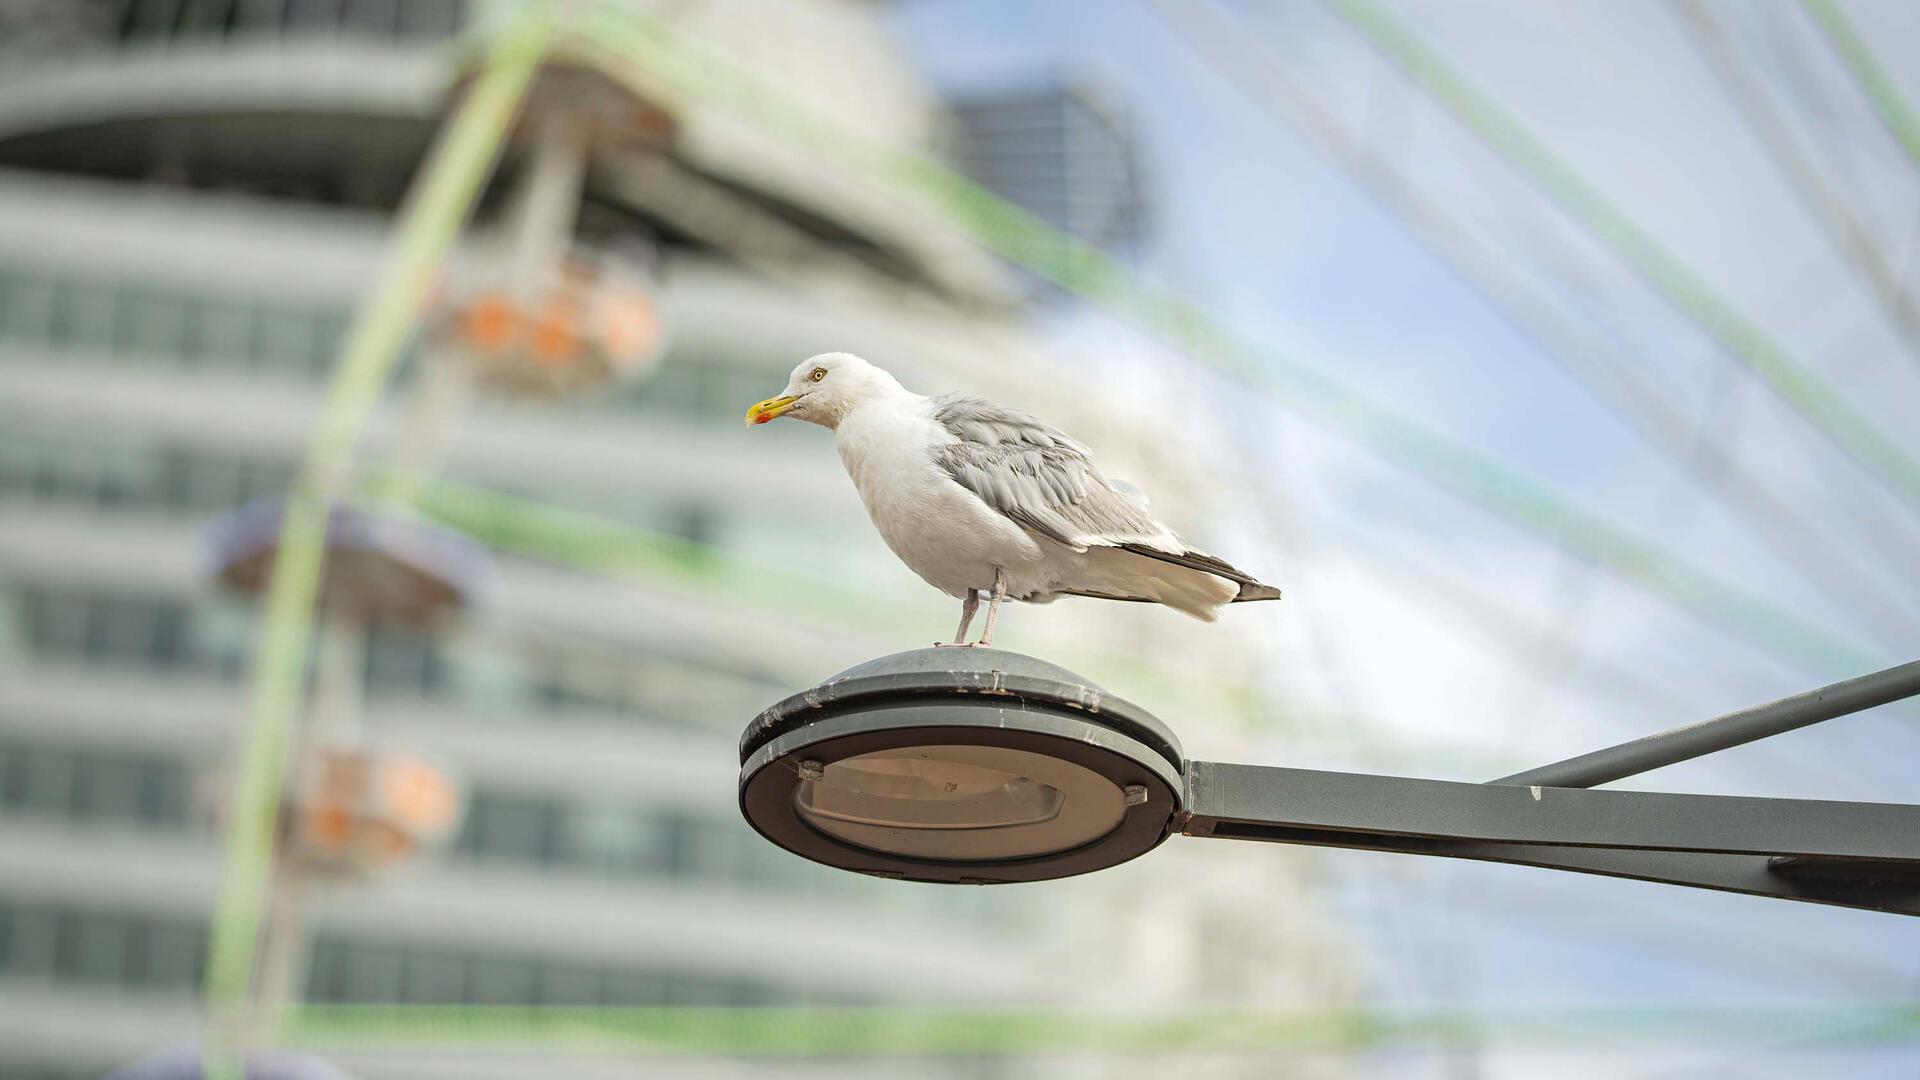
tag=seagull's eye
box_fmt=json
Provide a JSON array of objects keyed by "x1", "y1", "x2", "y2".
[{"x1": 809, "y1": 367, "x2": 828, "y2": 382}]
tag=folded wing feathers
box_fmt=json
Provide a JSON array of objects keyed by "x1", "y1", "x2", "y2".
[
  {"x1": 931, "y1": 394, "x2": 1281, "y2": 603},
  {"x1": 932, "y1": 395, "x2": 1166, "y2": 551}
]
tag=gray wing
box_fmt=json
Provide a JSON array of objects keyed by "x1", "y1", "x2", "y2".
[
  {"x1": 930, "y1": 394, "x2": 1175, "y2": 552},
  {"x1": 931, "y1": 394, "x2": 1283, "y2": 602}
]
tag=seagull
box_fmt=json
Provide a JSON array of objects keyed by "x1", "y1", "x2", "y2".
[{"x1": 746, "y1": 352, "x2": 1281, "y2": 647}]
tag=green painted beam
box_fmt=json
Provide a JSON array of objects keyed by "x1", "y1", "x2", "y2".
[
  {"x1": 199, "y1": 8, "x2": 553, "y2": 1077},
  {"x1": 1328, "y1": 0, "x2": 1920, "y2": 514},
  {"x1": 283, "y1": 1002, "x2": 1920, "y2": 1055},
  {"x1": 1802, "y1": 0, "x2": 1920, "y2": 179}
]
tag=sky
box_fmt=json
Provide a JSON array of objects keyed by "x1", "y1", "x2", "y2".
[{"x1": 889, "y1": 2, "x2": 1920, "y2": 1075}]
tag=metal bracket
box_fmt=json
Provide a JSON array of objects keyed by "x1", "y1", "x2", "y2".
[
  {"x1": 1182, "y1": 761, "x2": 1920, "y2": 915},
  {"x1": 1181, "y1": 660, "x2": 1920, "y2": 916}
]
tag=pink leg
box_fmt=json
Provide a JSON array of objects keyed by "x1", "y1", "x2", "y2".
[
  {"x1": 976, "y1": 568, "x2": 1007, "y2": 647},
  {"x1": 937, "y1": 589, "x2": 980, "y2": 647}
]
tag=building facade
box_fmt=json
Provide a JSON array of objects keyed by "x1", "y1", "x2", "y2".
[{"x1": 0, "y1": 3, "x2": 1353, "y2": 1078}]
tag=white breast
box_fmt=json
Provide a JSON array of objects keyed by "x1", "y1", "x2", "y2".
[{"x1": 834, "y1": 398, "x2": 1043, "y2": 598}]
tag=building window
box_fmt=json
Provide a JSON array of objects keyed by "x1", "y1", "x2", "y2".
[
  {"x1": 0, "y1": 895, "x2": 768, "y2": 1006},
  {"x1": 0, "y1": 737, "x2": 194, "y2": 829},
  {"x1": 8, "y1": 584, "x2": 239, "y2": 677},
  {"x1": 363, "y1": 622, "x2": 446, "y2": 697},
  {"x1": 2, "y1": 581, "x2": 790, "y2": 738},
  {"x1": 0, "y1": 722, "x2": 1020, "y2": 933},
  {"x1": 118, "y1": 286, "x2": 192, "y2": 358},
  {"x1": 0, "y1": 429, "x2": 301, "y2": 519},
  {"x1": 300, "y1": 928, "x2": 776, "y2": 1007},
  {"x1": 0, "y1": 899, "x2": 205, "y2": 989},
  {"x1": 80, "y1": 0, "x2": 470, "y2": 46},
  {"x1": 455, "y1": 791, "x2": 561, "y2": 866},
  {"x1": 0, "y1": 265, "x2": 812, "y2": 429},
  {"x1": 463, "y1": 954, "x2": 536, "y2": 1006},
  {"x1": 0, "y1": 265, "x2": 359, "y2": 378},
  {"x1": 0, "y1": 270, "x2": 57, "y2": 343}
]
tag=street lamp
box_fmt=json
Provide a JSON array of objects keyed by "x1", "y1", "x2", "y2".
[
  {"x1": 739, "y1": 650, "x2": 1181, "y2": 883},
  {"x1": 739, "y1": 648, "x2": 1920, "y2": 914}
]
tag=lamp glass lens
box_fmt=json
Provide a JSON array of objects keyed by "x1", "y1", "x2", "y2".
[{"x1": 793, "y1": 744, "x2": 1126, "y2": 861}]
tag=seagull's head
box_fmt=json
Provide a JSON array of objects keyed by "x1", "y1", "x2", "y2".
[{"x1": 745, "y1": 352, "x2": 900, "y2": 429}]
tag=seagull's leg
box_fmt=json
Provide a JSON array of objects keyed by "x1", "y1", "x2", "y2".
[
  {"x1": 938, "y1": 589, "x2": 980, "y2": 648},
  {"x1": 977, "y1": 568, "x2": 1008, "y2": 647}
]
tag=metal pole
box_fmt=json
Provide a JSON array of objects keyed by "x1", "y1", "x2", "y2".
[
  {"x1": 252, "y1": 857, "x2": 307, "y2": 1044},
  {"x1": 1492, "y1": 659, "x2": 1920, "y2": 789},
  {"x1": 245, "y1": 614, "x2": 364, "y2": 1043},
  {"x1": 311, "y1": 614, "x2": 366, "y2": 743},
  {"x1": 510, "y1": 111, "x2": 589, "y2": 294}
]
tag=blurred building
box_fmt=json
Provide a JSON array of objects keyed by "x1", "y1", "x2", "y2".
[
  {"x1": 0, "y1": 2, "x2": 1352, "y2": 1078},
  {"x1": 949, "y1": 82, "x2": 1147, "y2": 263}
]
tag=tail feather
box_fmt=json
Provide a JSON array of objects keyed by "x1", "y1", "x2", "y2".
[
  {"x1": 1057, "y1": 547, "x2": 1238, "y2": 621},
  {"x1": 1117, "y1": 543, "x2": 1282, "y2": 603}
]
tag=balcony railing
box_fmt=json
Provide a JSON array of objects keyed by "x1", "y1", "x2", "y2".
[{"x1": 0, "y1": 0, "x2": 471, "y2": 54}]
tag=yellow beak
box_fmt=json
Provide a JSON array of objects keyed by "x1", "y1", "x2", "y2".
[{"x1": 746, "y1": 394, "x2": 800, "y2": 426}]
